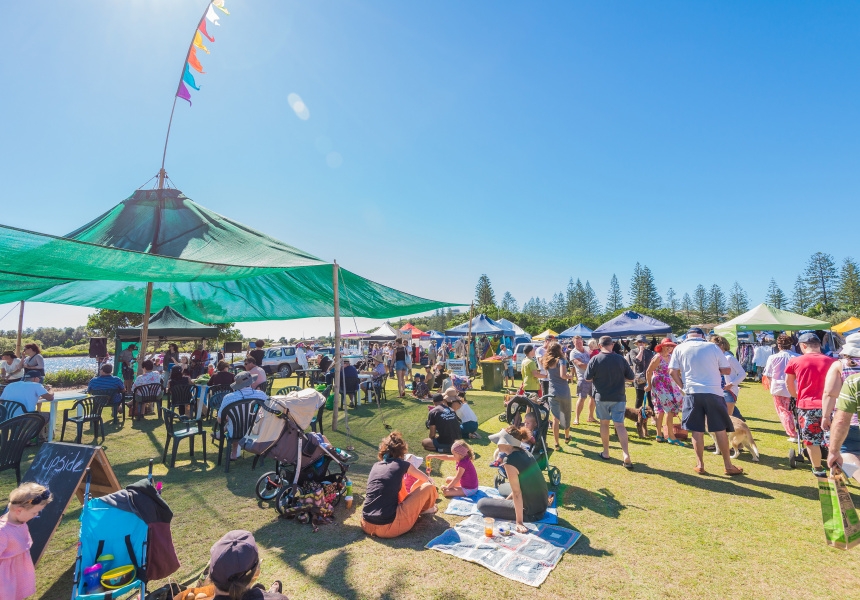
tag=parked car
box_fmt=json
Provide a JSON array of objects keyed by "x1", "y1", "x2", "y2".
[{"x1": 260, "y1": 346, "x2": 299, "y2": 376}]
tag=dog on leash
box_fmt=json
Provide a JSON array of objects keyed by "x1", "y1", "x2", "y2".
[
  {"x1": 624, "y1": 406, "x2": 654, "y2": 439},
  {"x1": 711, "y1": 416, "x2": 760, "y2": 461}
]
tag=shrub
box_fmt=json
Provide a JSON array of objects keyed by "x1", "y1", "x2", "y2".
[{"x1": 44, "y1": 368, "x2": 93, "y2": 387}]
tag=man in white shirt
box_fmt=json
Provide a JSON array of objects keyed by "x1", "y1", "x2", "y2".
[
  {"x1": 218, "y1": 371, "x2": 268, "y2": 459},
  {"x1": 535, "y1": 336, "x2": 553, "y2": 396},
  {"x1": 242, "y1": 357, "x2": 268, "y2": 391},
  {"x1": 752, "y1": 342, "x2": 773, "y2": 381},
  {"x1": 1, "y1": 371, "x2": 54, "y2": 412},
  {"x1": 762, "y1": 334, "x2": 800, "y2": 440},
  {"x1": 498, "y1": 344, "x2": 513, "y2": 387},
  {"x1": 669, "y1": 328, "x2": 742, "y2": 476}
]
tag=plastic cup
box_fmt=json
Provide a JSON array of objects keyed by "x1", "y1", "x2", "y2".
[
  {"x1": 484, "y1": 517, "x2": 495, "y2": 537},
  {"x1": 345, "y1": 496, "x2": 353, "y2": 509}
]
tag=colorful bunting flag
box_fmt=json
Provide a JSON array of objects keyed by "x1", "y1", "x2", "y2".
[
  {"x1": 188, "y1": 47, "x2": 205, "y2": 74},
  {"x1": 174, "y1": 2, "x2": 228, "y2": 107},
  {"x1": 199, "y1": 18, "x2": 215, "y2": 42},
  {"x1": 206, "y1": 4, "x2": 220, "y2": 26}
]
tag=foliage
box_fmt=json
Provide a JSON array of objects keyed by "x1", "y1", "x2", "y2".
[
  {"x1": 707, "y1": 284, "x2": 726, "y2": 320},
  {"x1": 791, "y1": 274, "x2": 813, "y2": 314},
  {"x1": 837, "y1": 257, "x2": 860, "y2": 311},
  {"x1": 765, "y1": 278, "x2": 788, "y2": 310},
  {"x1": 804, "y1": 251, "x2": 838, "y2": 309},
  {"x1": 727, "y1": 282, "x2": 750, "y2": 318},
  {"x1": 605, "y1": 274, "x2": 624, "y2": 312},
  {"x1": 664, "y1": 288, "x2": 678, "y2": 314},
  {"x1": 474, "y1": 274, "x2": 496, "y2": 309},
  {"x1": 680, "y1": 293, "x2": 693, "y2": 318},
  {"x1": 86, "y1": 309, "x2": 140, "y2": 338},
  {"x1": 692, "y1": 285, "x2": 708, "y2": 322},
  {"x1": 629, "y1": 263, "x2": 661, "y2": 310},
  {"x1": 44, "y1": 368, "x2": 93, "y2": 387},
  {"x1": 500, "y1": 291, "x2": 518, "y2": 313}
]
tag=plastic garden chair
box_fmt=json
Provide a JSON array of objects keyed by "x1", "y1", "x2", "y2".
[
  {"x1": 0, "y1": 413, "x2": 46, "y2": 483},
  {"x1": 160, "y1": 408, "x2": 207, "y2": 469},
  {"x1": 60, "y1": 395, "x2": 111, "y2": 444}
]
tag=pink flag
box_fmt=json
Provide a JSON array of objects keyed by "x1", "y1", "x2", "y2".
[
  {"x1": 198, "y1": 18, "x2": 215, "y2": 42},
  {"x1": 176, "y1": 82, "x2": 192, "y2": 105}
]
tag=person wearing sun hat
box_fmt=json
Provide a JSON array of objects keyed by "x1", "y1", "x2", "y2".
[
  {"x1": 822, "y1": 332, "x2": 860, "y2": 481},
  {"x1": 204, "y1": 530, "x2": 288, "y2": 599},
  {"x1": 477, "y1": 425, "x2": 548, "y2": 532},
  {"x1": 645, "y1": 337, "x2": 684, "y2": 444}
]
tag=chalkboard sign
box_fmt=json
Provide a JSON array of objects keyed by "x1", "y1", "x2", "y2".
[{"x1": 21, "y1": 442, "x2": 121, "y2": 564}]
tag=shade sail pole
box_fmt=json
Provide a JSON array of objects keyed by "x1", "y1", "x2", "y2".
[
  {"x1": 138, "y1": 282, "x2": 154, "y2": 376},
  {"x1": 16, "y1": 301, "x2": 24, "y2": 355},
  {"x1": 467, "y1": 302, "x2": 473, "y2": 373},
  {"x1": 331, "y1": 261, "x2": 342, "y2": 431}
]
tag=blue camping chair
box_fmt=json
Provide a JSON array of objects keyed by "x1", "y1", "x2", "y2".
[{"x1": 72, "y1": 470, "x2": 149, "y2": 600}]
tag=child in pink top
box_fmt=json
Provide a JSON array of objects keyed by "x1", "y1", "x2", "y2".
[
  {"x1": 426, "y1": 440, "x2": 479, "y2": 497},
  {"x1": 0, "y1": 483, "x2": 53, "y2": 599}
]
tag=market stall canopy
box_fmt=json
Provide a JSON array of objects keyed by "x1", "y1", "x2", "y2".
[
  {"x1": 833, "y1": 317, "x2": 860, "y2": 334},
  {"x1": 427, "y1": 330, "x2": 446, "y2": 340},
  {"x1": 714, "y1": 303, "x2": 831, "y2": 350},
  {"x1": 558, "y1": 323, "x2": 594, "y2": 339},
  {"x1": 0, "y1": 189, "x2": 458, "y2": 321},
  {"x1": 366, "y1": 322, "x2": 403, "y2": 341},
  {"x1": 341, "y1": 332, "x2": 370, "y2": 339},
  {"x1": 116, "y1": 306, "x2": 218, "y2": 341},
  {"x1": 400, "y1": 323, "x2": 430, "y2": 339},
  {"x1": 593, "y1": 311, "x2": 672, "y2": 338},
  {"x1": 532, "y1": 329, "x2": 559, "y2": 341},
  {"x1": 445, "y1": 314, "x2": 513, "y2": 337},
  {"x1": 495, "y1": 318, "x2": 529, "y2": 337}
]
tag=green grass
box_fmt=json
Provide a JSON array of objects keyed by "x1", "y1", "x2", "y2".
[{"x1": 6, "y1": 377, "x2": 860, "y2": 599}]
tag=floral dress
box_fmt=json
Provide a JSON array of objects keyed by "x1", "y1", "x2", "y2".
[{"x1": 651, "y1": 355, "x2": 682, "y2": 414}]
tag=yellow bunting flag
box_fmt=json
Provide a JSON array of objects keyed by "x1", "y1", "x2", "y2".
[{"x1": 193, "y1": 30, "x2": 209, "y2": 54}]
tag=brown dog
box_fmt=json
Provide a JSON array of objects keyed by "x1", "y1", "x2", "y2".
[
  {"x1": 711, "y1": 416, "x2": 760, "y2": 462},
  {"x1": 624, "y1": 406, "x2": 654, "y2": 439}
]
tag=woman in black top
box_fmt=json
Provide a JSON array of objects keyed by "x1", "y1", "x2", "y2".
[
  {"x1": 208, "y1": 360, "x2": 236, "y2": 387},
  {"x1": 360, "y1": 431, "x2": 438, "y2": 538},
  {"x1": 393, "y1": 340, "x2": 408, "y2": 397},
  {"x1": 477, "y1": 425, "x2": 548, "y2": 532},
  {"x1": 163, "y1": 343, "x2": 181, "y2": 370}
]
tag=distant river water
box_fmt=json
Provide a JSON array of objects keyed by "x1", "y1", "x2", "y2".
[{"x1": 44, "y1": 356, "x2": 99, "y2": 374}]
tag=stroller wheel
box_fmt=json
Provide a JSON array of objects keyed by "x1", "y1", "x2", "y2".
[
  {"x1": 788, "y1": 448, "x2": 797, "y2": 469},
  {"x1": 255, "y1": 471, "x2": 282, "y2": 502},
  {"x1": 498, "y1": 414, "x2": 507, "y2": 422},
  {"x1": 275, "y1": 485, "x2": 299, "y2": 516},
  {"x1": 548, "y1": 466, "x2": 561, "y2": 487}
]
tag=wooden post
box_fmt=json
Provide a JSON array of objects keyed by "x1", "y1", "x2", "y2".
[
  {"x1": 138, "y1": 282, "x2": 154, "y2": 376},
  {"x1": 331, "y1": 262, "x2": 342, "y2": 431},
  {"x1": 467, "y1": 302, "x2": 474, "y2": 373},
  {"x1": 16, "y1": 301, "x2": 25, "y2": 355}
]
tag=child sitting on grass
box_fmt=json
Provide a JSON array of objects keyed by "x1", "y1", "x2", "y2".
[
  {"x1": 425, "y1": 440, "x2": 479, "y2": 497},
  {"x1": 412, "y1": 374, "x2": 430, "y2": 400},
  {"x1": 1, "y1": 483, "x2": 52, "y2": 599}
]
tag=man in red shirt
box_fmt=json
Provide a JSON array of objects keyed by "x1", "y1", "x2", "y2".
[{"x1": 785, "y1": 332, "x2": 835, "y2": 477}]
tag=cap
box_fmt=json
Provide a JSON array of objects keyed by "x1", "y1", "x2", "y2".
[
  {"x1": 209, "y1": 530, "x2": 259, "y2": 588},
  {"x1": 24, "y1": 370, "x2": 42, "y2": 379},
  {"x1": 687, "y1": 327, "x2": 705, "y2": 336},
  {"x1": 231, "y1": 371, "x2": 254, "y2": 391},
  {"x1": 431, "y1": 393, "x2": 445, "y2": 403},
  {"x1": 798, "y1": 332, "x2": 820, "y2": 344},
  {"x1": 635, "y1": 335, "x2": 648, "y2": 343},
  {"x1": 488, "y1": 428, "x2": 522, "y2": 448}
]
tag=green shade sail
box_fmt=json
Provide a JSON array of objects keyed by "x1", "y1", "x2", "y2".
[{"x1": 0, "y1": 188, "x2": 459, "y2": 321}]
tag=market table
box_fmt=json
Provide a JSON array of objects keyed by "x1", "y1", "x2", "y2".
[
  {"x1": 194, "y1": 384, "x2": 209, "y2": 421},
  {"x1": 41, "y1": 390, "x2": 89, "y2": 442},
  {"x1": 358, "y1": 373, "x2": 374, "y2": 403}
]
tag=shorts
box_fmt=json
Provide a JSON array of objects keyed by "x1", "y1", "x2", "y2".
[
  {"x1": 576, "y1": 381, "x2": 593, "y2": 399},
  {"x1": 505, "y1": 364, "x2": 515, "y2": 378},
  {"x1": 796, "y1": 408, "x2": 828, "y2": 447},
  {"x1": 460, "y1": 421, "x2": 478, "y2": 436},
  {"x1": 595, "y1": 401, "x2": 626, "y2": 423},
  {"x1": 841, "y1": 425, "x2": 860, "y2": 455},
  {"x1": 722, "y1": 390, "x2": 737, "y2": 405},
  {"x1": 395, "y1": 360, "x2": 408, "y2": 372},
  {"x1": 432, "y1": 438, "x2": 453, "y2": 453},
  {"x1": 462, "y1": 487, "x2": 479, "y2": 497},
  {"x1": 681, "y1": 393, "x2": 734, "y2": 433}
]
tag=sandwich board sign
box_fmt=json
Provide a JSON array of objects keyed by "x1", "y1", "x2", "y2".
[{"x1": 447, "y1": 359, "x2": 467, "y2": 377}]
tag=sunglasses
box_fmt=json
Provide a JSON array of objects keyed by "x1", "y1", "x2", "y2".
[{"x1": 15, "y1": 490, "x2": 51, "y2": 506}]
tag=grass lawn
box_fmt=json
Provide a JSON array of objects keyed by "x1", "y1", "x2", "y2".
[{"x1": 6, "y1": 376, "x2": 860, "y2": 599}]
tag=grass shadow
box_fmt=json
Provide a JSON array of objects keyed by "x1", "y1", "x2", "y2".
[
  {"x1": 563, "y1": 484, "x2": 627, "y2": 518},
  {"x1": 633, "y1": 464, "x2": 774, "y2": 498}
]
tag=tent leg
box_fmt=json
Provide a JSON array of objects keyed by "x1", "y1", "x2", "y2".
[
  {"x1": 331, "y1": 262, "x2": 341, "y2": 431},
  {"x1": 138, "y1": 282, "x2": 154, "y2": 376}
]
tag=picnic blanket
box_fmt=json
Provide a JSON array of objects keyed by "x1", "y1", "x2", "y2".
[
  {"x1": 444, "y1": 486, "x2": 558, "y2": 524},
  {"x1": 426, "y1": 514, "x2": 580, "y2": 587}
]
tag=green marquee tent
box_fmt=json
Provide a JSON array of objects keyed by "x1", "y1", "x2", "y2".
[
  {"x1": 714, "y1": 303, "x2": 831, "y2": 350},
  {"x1": 116, "y1": 306, "x2": 219, "y2": 341},
  {"x1": 0, "y1": 188, "x2": 457, "y2": 321}
]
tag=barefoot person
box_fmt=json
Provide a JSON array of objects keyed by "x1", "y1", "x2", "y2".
[
  {"x1": 668, "y1": 327, "x2": 743, "y2": 476},
  {"x1": 584, "y1": 336, "x2": 635, "y2": 468},
  {"x1": 361, "y1": 432, "x2": 438, "y2": 538}
]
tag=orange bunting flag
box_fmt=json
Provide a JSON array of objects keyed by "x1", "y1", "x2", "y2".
[
  {"x1": 198, "y1": 18, "x2": 215, "y2": 42},
  {"x1": 187, "y1": 46, "x2": 205, "y2": 73},
  {"x1": 193, "y1": 30, "x2": 209, "y2": 54},
  {"x1": 213, "y1": 0, "x2": 230, "y2": 15}
]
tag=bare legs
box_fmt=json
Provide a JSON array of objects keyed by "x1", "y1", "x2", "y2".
[
  {"x1": 599, "y1": 420, "x2": 631, "y2": 465},
  {"x1": 691, "y1": 431, "x2": 735, "y2": 471},
  {"x1": 575, "y1": 396, "x2": 596, "y2": 424}
]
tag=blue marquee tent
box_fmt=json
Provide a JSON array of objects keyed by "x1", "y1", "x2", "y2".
[
  {"x1": 445, "y1": 314, "x2": 514, "y2": 337},
  {"x1": 558, "y1": 323, "x2": 594, "y2": 339},
  {"x1": 593, "y1": 311, "x2": 672, "y2": 337}
]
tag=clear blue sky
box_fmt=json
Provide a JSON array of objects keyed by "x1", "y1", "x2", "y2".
[{"x1": 1, "y1": 1, "x2": 858, "y2": 339}]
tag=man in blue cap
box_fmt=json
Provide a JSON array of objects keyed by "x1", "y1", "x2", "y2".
[{"x1": 669, "y1": 327, "x2": 743, "y2": 476}]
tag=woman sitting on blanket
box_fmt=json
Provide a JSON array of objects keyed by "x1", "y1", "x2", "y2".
[
  {"x1": 477, "y1": 425, "x2": 548, "y2": 533},
  {"x1": 361, "y1": 432, "x2": 439, "y2": 538}
]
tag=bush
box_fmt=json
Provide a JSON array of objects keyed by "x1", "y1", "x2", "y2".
[{"x1": 45, "y1": 368, "x2": 93, "y2": 387}]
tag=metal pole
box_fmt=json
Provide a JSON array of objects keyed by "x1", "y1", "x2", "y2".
[
  {"x1": 15, "y1": 301, "x2": 24, "y2": 355},
  {"x1": 331, "y1": 262, "x2": 342, "y2": 431},
  {"x1": 138, "y1": 282, "x2": 154, "y2": 376}
]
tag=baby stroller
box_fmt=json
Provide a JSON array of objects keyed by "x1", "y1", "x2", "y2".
[
  {"x1": 72, "y1": 461, "x2": 175, "y2": 599},
  {"x1": 496, "y1": 393, "x2": 561, "y2": 487},
  {"x1": 241, "y1": 389, "x2": 355, "y2": 518},
  {"x1": 787, "y1": 396, "x2": 828, "y2": 468}
]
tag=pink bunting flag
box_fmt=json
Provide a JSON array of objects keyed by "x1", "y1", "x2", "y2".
[
  {"x1": 176, "y1": 81, "x2": 192, "y2": 105},
  {"x1": 198, "y1": 18, "x2": 215, "y2": 42}
]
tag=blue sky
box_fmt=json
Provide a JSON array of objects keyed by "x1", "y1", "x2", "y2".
[{"x1": 1, "y1": 1, "x2": 858, "y2": 339}]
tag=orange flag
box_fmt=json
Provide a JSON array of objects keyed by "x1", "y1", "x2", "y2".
[
  {"x1": 193, "y1": 31, "x2": 209, "y2": 54},
  {"x1": 188, "y1": 46, "x2": 205, "y2": 73}
]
